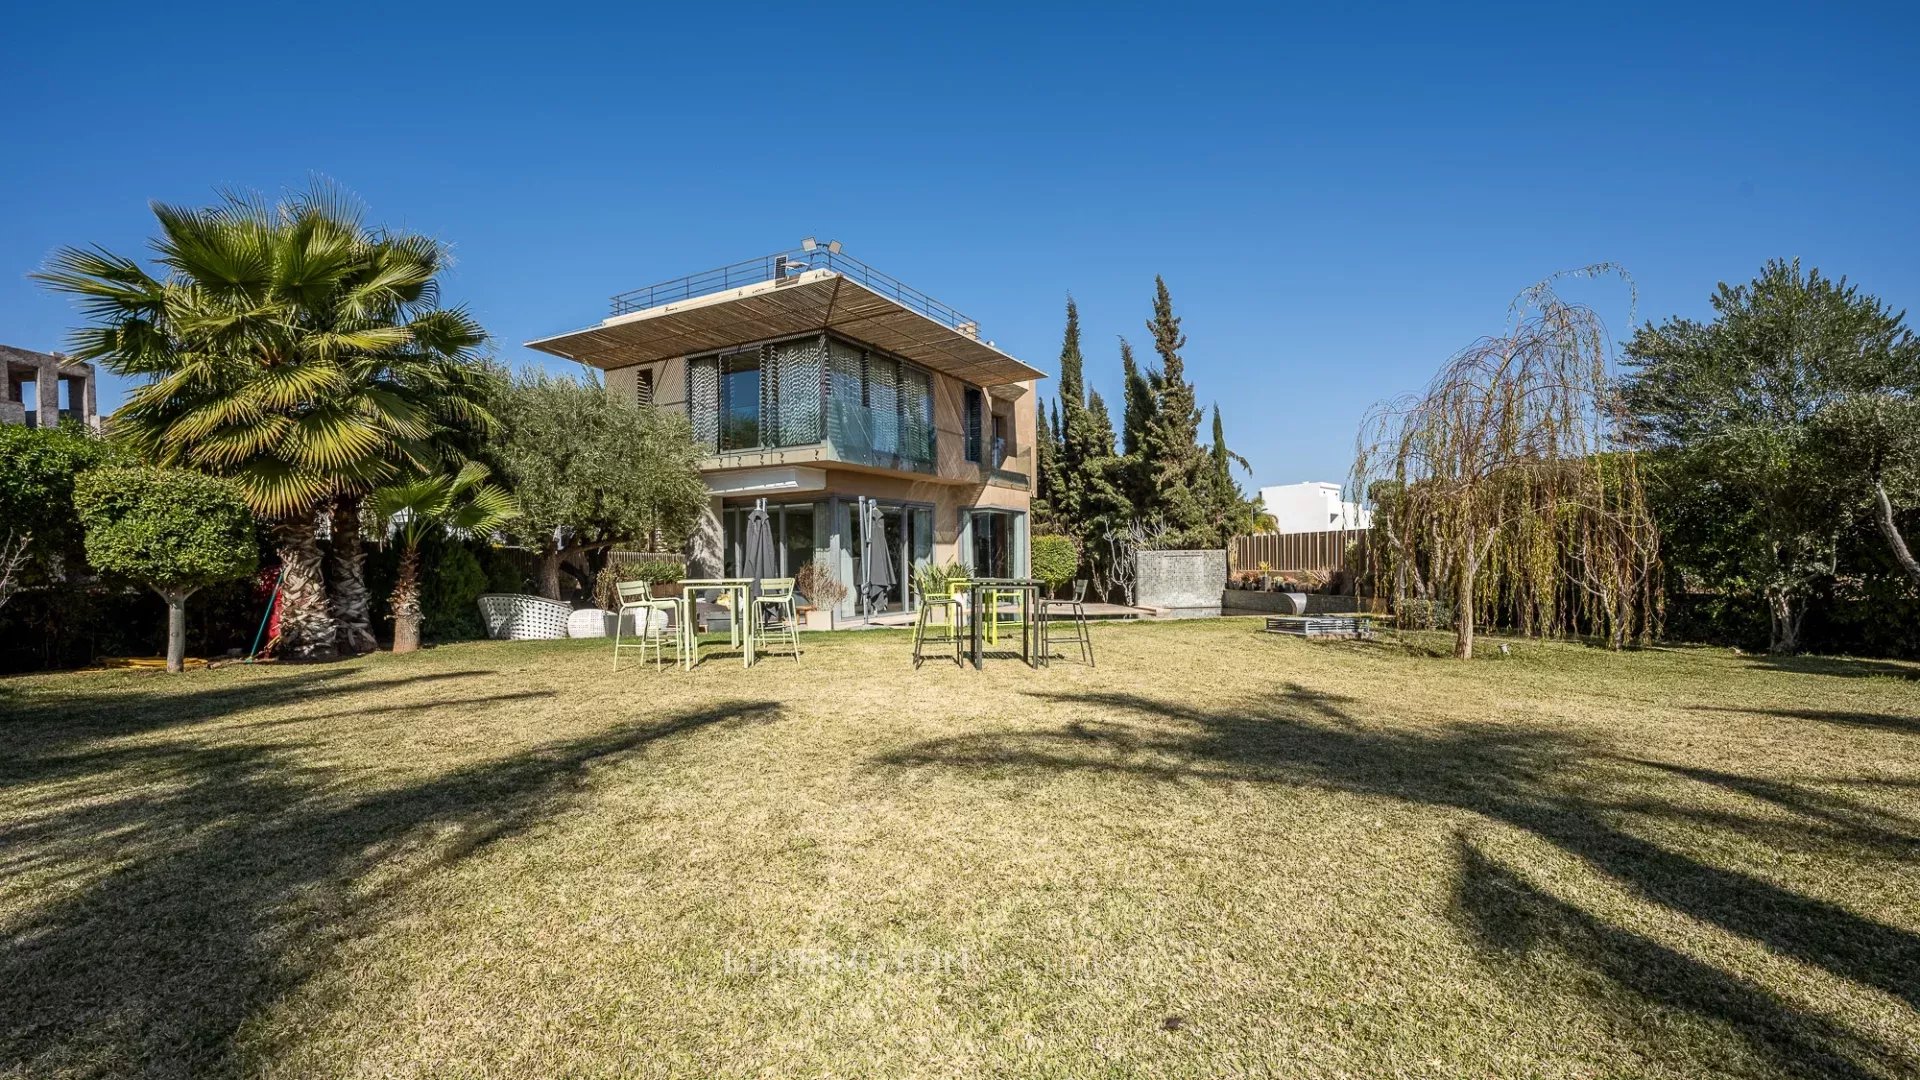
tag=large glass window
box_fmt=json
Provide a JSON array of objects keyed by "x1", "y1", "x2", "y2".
[
  {"x1": 827, "y1": 339, "x2": 935, "y2": 473},
  {"x1": 970, "y1": 509, "x2": 1013, "y2": 578},
  {"x1": 688, "y1": 333, "x2": 932, "y2": 469},
  {"x1": 720, "y1": 351, "x2": 761, "y2": 451},
  {"x1": 964, "y1": 387, "x2": 984, "y2": 463}
]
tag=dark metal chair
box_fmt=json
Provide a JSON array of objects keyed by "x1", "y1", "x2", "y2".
[{"x1": 1039, "y1": 580, "x2": 1094, "y2": 667}]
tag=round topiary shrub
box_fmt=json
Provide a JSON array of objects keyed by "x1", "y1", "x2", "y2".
[
  {"x1": 72, "y1": 466, "x2": 257, "y2": 672},
  {"x1": 1031, "y1": 534, "x2": 1079, "y2": 594}
]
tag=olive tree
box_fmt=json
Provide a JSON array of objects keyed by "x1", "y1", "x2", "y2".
[
  {"x1": 74, "y1": 467, "x2": 258, "y2": 672},
  {"x1": 487, "y1": 372, "x2": 708, "y2": 599}
]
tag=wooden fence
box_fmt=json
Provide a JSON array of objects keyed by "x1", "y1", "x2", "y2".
[{"x1": 1229, "y1": 529, "x2": 1367, "y2": 576}]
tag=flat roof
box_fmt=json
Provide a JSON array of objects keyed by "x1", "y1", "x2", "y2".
[{"x1": 526, "y1": 269, "x2": 1044, "y2": 387}]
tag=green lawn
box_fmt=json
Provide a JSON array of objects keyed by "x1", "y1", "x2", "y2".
[{"x1": 2, "y1": 621, "x2": 1917, "y2": 1078}]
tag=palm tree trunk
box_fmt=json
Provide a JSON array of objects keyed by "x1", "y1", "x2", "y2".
[
  {"x1": 329, "y1": 495, "x2": 376, "y2": 655},
  {"x1": 391, "y1": 543, "x2": 423, "y2": 654},
  {"x1": 271, "y1": 513, "x2": 338, "y2": 661}
]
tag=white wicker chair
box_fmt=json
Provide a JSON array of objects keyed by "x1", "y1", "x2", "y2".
[{"x1": 476, "y1": 594, "x2": 572, "y2": 641}]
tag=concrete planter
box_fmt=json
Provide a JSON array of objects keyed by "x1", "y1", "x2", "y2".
[
  {"x1": 1220, "y1": 590, "x2": 1307, "y2": 615},
  {"x1": 1221, "y1": 590, "x2": 1367, "y2": 616},
  {"x1": 1135, "y1": 549, "x2": 1227, "y2": 617}
]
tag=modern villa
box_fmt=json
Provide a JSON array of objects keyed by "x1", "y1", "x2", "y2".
[{"x1": 527, "y1": 243, "x2": 1043, "y2": 620}]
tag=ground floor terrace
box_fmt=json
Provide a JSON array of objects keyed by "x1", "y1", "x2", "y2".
[
  {"x1": 3, "y1": 622, "x2": 1916, "y2": 1078},
  {"x1": 705, "y1": 466, "x2": 1030, "y2": 620}
]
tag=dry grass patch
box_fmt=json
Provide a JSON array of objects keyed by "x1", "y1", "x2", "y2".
[{"x1": 2, "y1": 621, "x2": 1917, "y2": 1078}]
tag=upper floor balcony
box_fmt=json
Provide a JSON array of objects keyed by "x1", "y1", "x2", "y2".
[
  {"x1": 526, "y1": 244, "x2": 1044, "y2": 390},
  {"x1": 686, "y1": 332, "x2": 1032, "y2": 488}
]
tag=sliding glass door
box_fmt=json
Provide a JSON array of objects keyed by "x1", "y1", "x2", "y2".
[
  {"x1": 836, "y1": 498, "x2": 935, "y2": 617},
  {"x1": 962, "y1": 509, "x2": 1026, "y2": 579}
]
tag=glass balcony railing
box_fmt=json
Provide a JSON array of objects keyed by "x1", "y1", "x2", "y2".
[
  {"x1": 827, "y1": 397, "x2": 935, "y2": 475},
  {"x1": 986, "y1": 443, "x2": 1033, "y2": 486}
]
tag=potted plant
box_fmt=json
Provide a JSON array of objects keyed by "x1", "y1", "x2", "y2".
[{"x1": 592, "y1": 557, "x2": 688, "y2": 636}]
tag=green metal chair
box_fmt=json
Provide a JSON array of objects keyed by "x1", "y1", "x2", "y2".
[
  {"x1": 946, "y1": 577, "x2": 973, "y2": 641},
  {"x1": 612, "y1": 580, "x2": 684, "y2": 671},
  {"x1": 912, "y1": 590, "x2": 961, "y2": 668},
  {"x1": 983, "y1": 585, "x2": 1023, "y2": 647},
  {"x1": 750, "y1": 577, "x2": 801, "y2": 663}
]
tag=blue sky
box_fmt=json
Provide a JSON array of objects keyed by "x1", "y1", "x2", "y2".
[{"x1": 4, "y1": 2, "x2": 1916, "y2": 487}]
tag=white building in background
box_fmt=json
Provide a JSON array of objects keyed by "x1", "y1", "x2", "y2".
[{"x1": 1256, "y1": 481, "x2": 1370, "y2": 534}]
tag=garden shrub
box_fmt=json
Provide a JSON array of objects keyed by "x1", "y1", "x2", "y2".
[
  {"x1": 593, "y1": 556, "x2": 687, "y2": 609},
  {"x1": 419, "y1": 535, "x2": 489, "y2": 642},
  {"x1": 0, "y1": 423, "x2": 119, "y2": 600},
  {"x1": 1031, "y1": 534, "x2": 1079, "y2": 593},
  {"x1": 1395, "y1": 598, "x2": 1454, "y2": 630}
]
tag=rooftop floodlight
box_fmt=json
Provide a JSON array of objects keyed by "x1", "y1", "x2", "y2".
[
  {"x1": 826, "y1": 240, "x2": 842, "y2": 254},
  {"x1": 801, "y1": 237, "x2": 817, "y2": 251}
]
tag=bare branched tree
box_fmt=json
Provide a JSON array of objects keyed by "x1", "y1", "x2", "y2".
[
  {"x1": 1353, "y1": 268, "x2": 1661, "y2": 658},
  {"x1": 0, "y1": 531, "x2": 31, "y2": 613}
]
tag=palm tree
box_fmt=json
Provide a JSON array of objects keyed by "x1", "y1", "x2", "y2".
[
  {"x1": 36, "y1": 186, "x2": 493, "y2": 660},
  {"x1": 318, "y1": 235, "x2": 496, "y2": 655},
  {"x1": 369, "y1": 462, "x2": 518, "y2": 653}
]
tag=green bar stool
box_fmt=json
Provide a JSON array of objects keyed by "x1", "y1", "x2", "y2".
[
  {"x1": 613, "y1": 580, "x2": 685, "y2": 671},
  {"x1": 912, "y1": 592, "x2": 960, "y2": 668},
  {"x1": 751, "y1": 577, "x2": 801, "y2": 663}
]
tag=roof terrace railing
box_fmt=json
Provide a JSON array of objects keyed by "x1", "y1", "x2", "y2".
[{"x1": 608, "y1": 247, "x2": 982, "y2": 338}]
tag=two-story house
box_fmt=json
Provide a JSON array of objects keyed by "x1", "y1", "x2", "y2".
[{"x1": 526, "y1": 244, "x2": 1043, "y2": 620}]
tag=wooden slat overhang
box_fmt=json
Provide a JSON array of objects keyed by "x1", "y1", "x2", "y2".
[{"x1": 525, "y1": 270, "x2": 1044, "y2": 387}]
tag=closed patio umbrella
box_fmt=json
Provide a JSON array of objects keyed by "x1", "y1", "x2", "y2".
[
  {"x1": 744, "y1": 501, "x2": 778, "y2": 626},
  {"x1": 861, "y1": 499, "x2": 895, "y2": 616}
]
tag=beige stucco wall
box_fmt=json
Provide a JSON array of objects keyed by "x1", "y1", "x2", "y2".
[{"x1": 604, "y1": 357, "x2": 686, "y2": 410}]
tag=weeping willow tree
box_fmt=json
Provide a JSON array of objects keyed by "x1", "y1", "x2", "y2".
[{"x1": 1353, "y1": 270, "x2": 1661, "y2": 659}]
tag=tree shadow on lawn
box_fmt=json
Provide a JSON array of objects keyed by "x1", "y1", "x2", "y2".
[
  {"x1": 0, "y1": 668, "x2": 498, "y2": 760},
  {"x1": 873, "y1": 684, "x2": 1920, "y2": 1078},
  {"x1": 1688, "y1": 704, "x2": 1920, "y2": 739},
  {"x1": 1452, "y1": 836, "x2": 1896, "y2": 1080},
  {"x1": 1741, "y1": 654, "x2": 1920, "y2": 681},
  {"x1": 0, "y1": 696, "x2": 782, "y2": 1078}
]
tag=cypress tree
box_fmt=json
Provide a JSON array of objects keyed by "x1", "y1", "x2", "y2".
[
  {"x1": 1140, "y1": 276, "x2": 1210, "y2": 540},
  {"x1": 1053, "y1": 298, "x2": 1091, "y2": 529},
  {"x1": 1034, "y1": 392, "x2": 1059, "y2": 530},
  {"x1": 1119, "y1": 337, "x2": 1154, "y2": 458},
  {"x1": 1210, "y1": 404, "x2": 1231, "y2": 492},
  {"x1": 1079, "y1": 389, "x2": 1133, "y2": 558},
  {"x1": 1205, "y1": 403, "x2": 1257, "y2": 546},
  {"x1": 1088, "y1": 390, "x2": 1118, "y2": 459},
  {"x1": 1057, "y1": 297, "x2": 1085, "y2": 414},
  {"x1": 1118, "y1": 337, "x2": 1157, "y2": 513}
]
